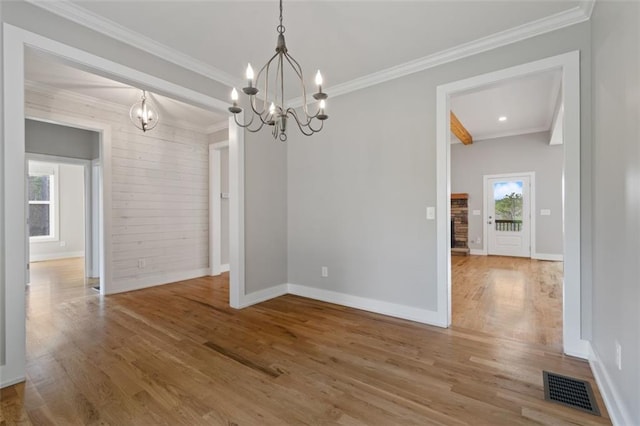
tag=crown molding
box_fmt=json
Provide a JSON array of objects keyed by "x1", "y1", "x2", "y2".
[
  {"x1": 288, "y1": 4, "x2": 591, "y2": 108},
  {"x1": 25, "y1": 80, "x2": 216, "y2": 134},
  {"x1": 26, "y1": 0, "x2": 242, "y2": 89}
]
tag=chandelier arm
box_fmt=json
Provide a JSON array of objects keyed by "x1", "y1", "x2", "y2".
[
  {"x1": 283, "y1": 53, "x2": 311, "y2": 117},
  {"x1": 232, "y1": 112, "x2": 266, "y2": 133},
  {"x1": 248, "y1": 97, "x2": 272, "y2": 125},
  {"x1": 256, "y1": 51, "x2": 279, "y2": 112},
  {"x1": 288, "y1": 109, "x2": 322, "y2": 136}
]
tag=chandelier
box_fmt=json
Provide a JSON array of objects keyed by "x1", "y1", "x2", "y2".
[
  {"x1": 129, "y1": 90, "x2": 159, "y2": 132},
  {"x1": 229, "y1": 0, "x2": 328, "y2": 142}
]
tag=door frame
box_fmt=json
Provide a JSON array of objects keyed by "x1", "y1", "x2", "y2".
[
  {"x1": 483, "y1": 172, "x2": 535, "y2": 258},
  {"x1": 436, "y1": 51, "x2": 587, "y2": 358},
  {"x1": 25, "y1": 152, "x2": 97, "y2": 281},
  {"x1": 209, "y1": 140, "x2": 229, "y2": 276},
  {"x1": 2, "y1": 24, "x2": 245, "y2": 388}
]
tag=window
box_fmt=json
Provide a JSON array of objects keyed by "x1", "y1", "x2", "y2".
[{"x1": 28, "y1": 162, "x2": 59, "y2": 242}]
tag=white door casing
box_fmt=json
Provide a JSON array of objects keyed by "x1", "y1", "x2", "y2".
[{"x1": 486, "y1": 173, "x2": 533, "y2": 258}]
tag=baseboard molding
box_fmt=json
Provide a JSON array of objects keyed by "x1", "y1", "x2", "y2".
[
  {"x1": 0, "y1": 374, "x2": 26, "y2": 389},
  {"x1": 236, "y1": 284, "x2": 288, "y2": 309},
  {"x1": 532, "y1": 253, "x2": 563, "y2": 261},
  {"x1": 469, "y1": 249, "x2": 487, "y2": 255},
  {"x1": 108, "y1": 268, "x2": 210, "y2": 294},
  {"x1": 30, "y1": 251, "x2": 84, "y2": 262},
  {"x1": 220, "y1": 263, "x2": 230, "y2": 273},
  {"x1": 287, "y1": 284, "x2": 445, "y2": 327},
  {"x1": 588, "y1": 343, "x2": 634, "y2": 426}
]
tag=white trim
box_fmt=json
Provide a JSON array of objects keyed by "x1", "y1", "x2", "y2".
[
  {"x1": 220, "y1": 263, "x2": 230, "y2": 273},
  {"x1": 2, "y1": 24, "x2": 244, "y2": 389},
  {"x1": 228, "y1": 115, "x2": 245, "y2": 309},
  {"x1": 25, "y1": 0, "x2": 240, "y2": 89},
  {"x1": 209, "y1": 140, "x2": 229, "y2": 277},
  {"x1": 108, "y1": 268, "x2": 210, "y2": 295},
  {"x1": 235, "y1": 284, "x2": 289, "y2": 309},
  {"x1": 588, "y1": 343, "x2": 634, "y2": 426},
  {"x1": 288, "y1": 5, "x2": 591, "y2": 108},
  {"x1": 206, "y1": 121, "x2": 229, "y2": 135},
  {"x1": 532, "y1": 253, "x2": 563, "y2": 262},
  {"x1": 483, "y1": 171, "x2": 535, "y2": 258},
  {"x1": 288, "y1": 284, "x2": 445, "y2": 327},
  {"x1": 0, "y1": 375, "x2": 26, "y2": 389},
  {"x1": 30, "y1": 251, "x2": 84, "y2": 262},
  {"x1": 579, "y1": 0, "x2": 596, "y2": 19},
  {"x1": 469, "y1": 249, "x2": 487, "y2": 256},
  {"x1": 437, "y1": 51, "x2": 586, "y2": 358}
]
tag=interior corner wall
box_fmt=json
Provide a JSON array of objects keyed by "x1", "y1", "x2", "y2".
[
  {"x1": 244, "y1": 130, "x2": 287, "y2": 294},
  {"x1": 591, "y1": 1, "x2": 640, "y2": 423},
  {"x1": 451, "y1": 132, "x2": 563, "y2": 256},
  {"x1": 287, "y1": 22, "x2": 592, "y2": 315}
]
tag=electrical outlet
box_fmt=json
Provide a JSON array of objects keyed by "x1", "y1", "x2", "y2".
[
  {"x1": 321, "y1": 266, "x2": 328, "y2": 278},
  {"x1": 138, "y1": 259, "x2": 146, "y2": 269},
  {"x1": 615, "y1": 340, "x2": 622, "y2": 370},
  {"x1": 475, "y1": 237, "x2": 481, "y2": 244},
  {"x1": 60, "y1": 241, "x2": 66, "y2": 247}
]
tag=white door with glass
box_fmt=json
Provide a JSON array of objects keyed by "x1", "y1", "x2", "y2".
[{"x1": 486, "y1": 174, "x2": 531, "y2": 257}]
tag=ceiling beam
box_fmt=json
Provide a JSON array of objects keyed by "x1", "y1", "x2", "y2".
[{"x1": 450, "y1": 111, "x2": 473, "y2": 145}]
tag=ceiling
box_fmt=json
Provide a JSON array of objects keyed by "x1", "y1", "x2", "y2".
[
  {"x1": 25, "y1": 49, "x2": 227, "y2": 131},
  {"x1": 451, "y1": 69, "x2": 562, "y2": 142},
  {"x1": 24, "y1": 1, "x2": 583, "y2": 134}
]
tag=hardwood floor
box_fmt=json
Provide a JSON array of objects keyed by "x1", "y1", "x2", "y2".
[
  {"x1": 452, "y1": 255, "x2": 563, "y2": 350},
  {"x1": 1, "y1": 258, "x2": 610, "y2": 425}
]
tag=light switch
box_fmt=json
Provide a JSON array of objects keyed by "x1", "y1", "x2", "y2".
[
  {"x1": 472, "y1": 210, "x2": 481, "y2": 216},
  {"x1": 540, "y1": 209, "x2": 551, "y2": 216},
  {"x1": 426, "y1": 207, "x2": 435, "y2": 220}
]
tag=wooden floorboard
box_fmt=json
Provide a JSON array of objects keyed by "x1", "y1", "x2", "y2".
[
  {"x1": 452, "y1": 255, "x2": 563, "y2": 350},
  {"x1": 1, "y1": 258, "x2": 610, "y2": 425}
]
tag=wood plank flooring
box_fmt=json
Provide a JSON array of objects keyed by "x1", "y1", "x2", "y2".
[
  {"x1": 1, "y1": 258, "x2": 610, "y2": 425},
  {"x1": 452, "y1": 255, "x2": 563, "y2": 350}
]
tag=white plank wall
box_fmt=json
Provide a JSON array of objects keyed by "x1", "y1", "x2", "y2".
[{"x1": 25, "y1": 86, "x2": 211, "y2": 291}]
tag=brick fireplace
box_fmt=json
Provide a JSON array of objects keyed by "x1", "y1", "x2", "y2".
[{"x1": 451, "y1": 193, "x2": 470, "y2": 256}]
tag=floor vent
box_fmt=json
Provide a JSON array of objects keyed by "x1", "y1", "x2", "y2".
[{"x1": 543, "y1": 371, "x2": 600, "y2": 415}]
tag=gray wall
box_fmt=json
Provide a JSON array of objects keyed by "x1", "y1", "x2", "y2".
[
  {"x1": 29, "y1": 162, "x2": 85, "y2": 261},
  {"x1": 0, "y1": 0, "x2": 5, "y2": 366},
  {"x1": 288, "y1": 22, "x2": 591, "y2": 313},
  {"x1": 451, "y1": 132, "x2": 563, "y2": 255},
  {"x1": 208, "y1": 129, "x2": 230, "y2": 266},
  {"x1": 26, "y1": 119, "x2": 99, "y2": 160},
  {"x1": 591, "y1": 1, "x2": 640, "y2": 422},
  {"x1": 245, "y1": 131, "x2": 288, "y2": 294}
]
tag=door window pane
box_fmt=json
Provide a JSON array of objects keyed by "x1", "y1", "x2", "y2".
[
  {"x1": 29, "y1": 204, "x2": 50, "y2": 237},
  {"x1": 493, "y1": 181, "x2": 523, "y2": 232}
]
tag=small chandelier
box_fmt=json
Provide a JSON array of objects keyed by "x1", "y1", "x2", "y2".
[
  {"x1": 130, "y1": 90, "x2": 159, "y2": 132},
  {"x1": 229, "y1": 0, "x2": 328, "y2": 142}
]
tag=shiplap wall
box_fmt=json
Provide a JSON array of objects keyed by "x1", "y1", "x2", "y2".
[{"x1": 25, "y1": 84, "x2": 211, "y2": 290}]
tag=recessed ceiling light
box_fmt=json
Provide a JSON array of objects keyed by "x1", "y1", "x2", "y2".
[{"x1": 498, "y1": 116, "x2": 508, "y2": 122}]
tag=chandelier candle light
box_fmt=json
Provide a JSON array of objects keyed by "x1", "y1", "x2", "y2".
[
  {"x1": 130, "y1": 90, "x2": 159, "y2": 132},
  {"x1": 229, "y1": 0, "x2": 328, "y2": 142}
]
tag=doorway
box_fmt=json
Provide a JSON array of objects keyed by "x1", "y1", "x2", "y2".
[
  {"x1": 436, "y1": 51, "x2": 587, "y2": 358},
  {"x1": 485, "y1": 173, "x2": 533, "y2": 258}
]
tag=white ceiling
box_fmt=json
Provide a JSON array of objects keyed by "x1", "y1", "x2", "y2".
[
  {"x1": 24, "y1": 1, "x2": 582, "y2": 133},
  {"x1": 63, "y1": 1, "x2": 580, "y2": 91},
  {"x1": 451, "y1": 69, "x2": 562, "y2": 142},
  {"x1": 25, "y1": 49, "x2": 228, "y2": 131}
]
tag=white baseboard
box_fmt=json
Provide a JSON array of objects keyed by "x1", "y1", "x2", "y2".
[
  {"x1": 220, "y1": 263, "x2": 230, "y2": 273},
  {"x1": 108, "y1": 268, "x2": 210, "y2": 294},
  {"x1": 588, "y1": 343, "x2": 634, "y2": 426},
  {"x1": 287, "y1": 283, "x2": 444, "y2": 326},
  {"x1": 30, "y1": 251, "x2": 84, "y2": 262},
  {"x1": 0, "y1": 374, "x2": 26, "y2": 389},
  {"x1": 236, "y1": 284, "x2": 289, "y2": 309},
  {"x1": 532, "y1": 253, "x2": 563, "y2": 261},
  {"x1": 469, "y1": 249, "x2": 487, "y2": 255}
]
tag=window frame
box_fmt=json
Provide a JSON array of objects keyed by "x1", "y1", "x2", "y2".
[{"x1": 28, "y1": 162, "x2": 60, "y2": 243}]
